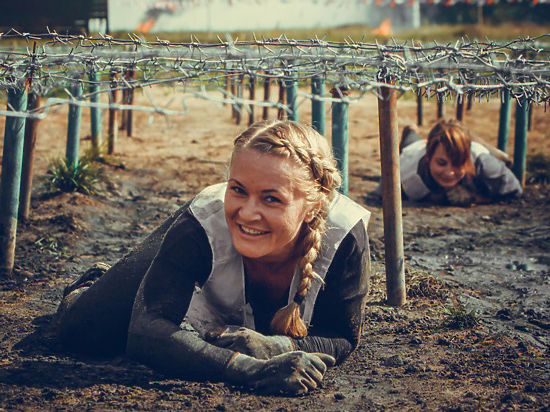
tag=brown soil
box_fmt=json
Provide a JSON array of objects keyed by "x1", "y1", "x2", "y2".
[{"x1": 0, "y1": 89, "x2": 548, "y2": 411}]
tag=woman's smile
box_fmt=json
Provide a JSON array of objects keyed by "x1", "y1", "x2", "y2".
[{"x1": 238, "y1": 224, "x2": 269, "y2": 236}]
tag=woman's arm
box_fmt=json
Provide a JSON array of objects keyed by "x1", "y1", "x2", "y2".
[
  {"x1": 291, "y1": 220, "x2": 370, "y2": 363},
  {"x1": 474, "y1": 153, "x2": 523, "y2": 199}
]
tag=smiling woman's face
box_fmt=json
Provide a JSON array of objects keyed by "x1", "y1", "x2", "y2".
[
  {"x1": 428, "y1": 143, "x2": 466, "y2": 189},
  {"x1": 224, "y1": 148, "x2": 314, "y2": 264}
]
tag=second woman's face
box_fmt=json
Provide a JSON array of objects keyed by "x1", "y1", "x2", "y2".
[
  {"x1": 225, "y1": 148, "x2": 313, "y2": 263},
  {"x1": 429, "y1": 143, "x2": 466, "y2": 189}
]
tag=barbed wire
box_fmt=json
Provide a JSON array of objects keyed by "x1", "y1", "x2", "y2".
[{"x1": 1, "y1": 30, "x2": 549, "y2": 119}]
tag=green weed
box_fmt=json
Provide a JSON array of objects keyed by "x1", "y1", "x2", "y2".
[
  {"x1": 45, "y1": 157, "x2": 104, "y2": 195},
  {"x1": 442, "y1": 301, "x2": 480, "y2": 330}
]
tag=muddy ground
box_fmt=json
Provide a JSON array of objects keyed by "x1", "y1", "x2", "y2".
[{"x1": 0, "y1": 88, "x2": 548, "y2": 411}]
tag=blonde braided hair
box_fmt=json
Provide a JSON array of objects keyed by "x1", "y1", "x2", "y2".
[{"x1": 231, "y1": 120, "x2": 342, "y2": 338}]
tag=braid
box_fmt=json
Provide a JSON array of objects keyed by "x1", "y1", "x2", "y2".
[{"x1": 232, "y1": 120, "x2": 341, "y2": 338}]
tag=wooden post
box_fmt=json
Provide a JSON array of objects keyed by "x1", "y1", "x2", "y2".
[
  {"x1": 416, "y1": 87, "x2": 423, "y2": 126},
  {"x1": 89, "y1": 71, "x2": 102, "y2": 151},
  {"x1": 527, "y1": 101, "x2": 533, "y2": 131},
  {"x1": 277, "y1": 79, "x2": 286, "y2": 120},
  {"x1": 497, "y1": 89, "x2": 511, "y2": 153},
  {"x1": 285, "y1": 73, "x2": 298, "y2": 122},
  {"x1": 108, "y1": 71, "x2": 118, "y2": 155},
  {"x1": 456, "y1": 93, "x2": 465, "y2": 121},
  {"x1": 377, "y1": 82, "x2": 406, "y2": 307},
  {"x1": 331, "y1": 87, "x2": 349, "y2": 195},
  {"x1": 467, "y1": 93, "x2": 473, "y2": 111},
  {"x1": 19, "y1": 43, "x2": 40, "y2": 221},
  {"x1": 66, "y1": 82, "x2": 83, "y2": 168},
  {"x1": 19, "y1": 91, "x2": 40, "y2": 221},
  {"x1": 248, "y1": 75, "x2": 255, "y2": 126},
  {"x1": 0, "y1": 87, "x2": 27, "y2": 276},
  {"x1": 311, "y1": 76, "x2": 325, "y2": 135},
  {"x1": 262, "y1": 77, "x2": 270, "y2": 120},
  {"x1": 230, "y1": 73, "x2": 237, "y2": 119},
  {"x1": 513, "y1": 96, "x2": 529, "y2": 186},
  {"x1": 127, "y1": 68, "x2": 135, "y2": 137},
  {"x1": 120, "y1": 88, "x2": 128, "y2": 131},
  {"x1": 437, "y1": 94, "x2": 444, "y2": 119}
]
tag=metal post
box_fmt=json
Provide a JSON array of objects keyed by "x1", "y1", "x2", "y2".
[
  {"x1": 527, "y1": 101, "x2": 533, "y2": 131},
  {"x1": 108, "y1": 71, "x2": 118, "y2": 155},
  {"x1": 497, "y1": 89, "x2": 511, "y2": 153},
  {"x1": 285, "y1": 73, "x2": 298, "y2": 122},
  {"x1": 89, "y1": 71, "x2": 102, "y2": 151},
  {"x1": 263, "y1": 77, "x2": 270, "y2": 120},
  {"x1": 0, "y1": 87, "x2": 27, "y2": 275},
  {"x1": 127, "y1": 68, "x2": 135, "y2": 137},
  {"x1": 66, "y1": 82, "x2": 83, "y2": 168},
  {"x1": 277, "y1": 79, "x2": 286, "y2": 120},
  {"x1": 331, "y1": 87, "x2": 349, "y2": 195},
  {"x1": 19, "y1": 91, "x2": 40, "y2": 221},
  {"x1": 513, "y1": 96, "x2": 529, "y2": 186},
  {"x1": 377, "y1": 83, "x2": 406, "y2": 307},
  {"x1": 416, "y1": 87, "x2": 423, "y2": 126},
  {"x1": 467, "y1": 93, "x2": 473, "y2": 111},
  {"x1": 311, "y1": 76, "x2": 325, "y2": 135},
  {"x1": 248, "y1": 75, "x2": 255, "y2": 126}
]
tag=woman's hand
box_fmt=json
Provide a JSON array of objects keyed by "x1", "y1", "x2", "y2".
[
  {"x1": 205, "y1": 325, "x2": 293, "y2": 359},
  {"x1": 225, "y1": 351, "x2": 336, "y2": 395},
  {"x1": 445, "y1": 184, "x2": 475, "y2": 207}
]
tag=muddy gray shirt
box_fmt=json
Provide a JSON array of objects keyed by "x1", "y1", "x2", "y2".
[{"x1": 138, "y1": 204, "x2": 370, "y2": 366}]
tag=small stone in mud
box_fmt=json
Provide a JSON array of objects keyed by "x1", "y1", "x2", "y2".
[
  {"x1": 215, "y1": 404, "x2": 227, "y2": 411},
  {"x1": 505, "y1": 263, "x2": 514, "y2": 269},
  {"x1": 410, "y1": 336, "x2": 422, "y2": 345},
  {"x1": 384, "y1": 355, "x2": 405, "y2": 367},
  {"x1": 496, "y1": 309, "x2": 512, "y2": 320},
  {"x1": 437, "y1": 337, "x2": 451, "y2": 346},
  {"x1": 334, "y1": 393, "x2": 346, "y2": 401}
]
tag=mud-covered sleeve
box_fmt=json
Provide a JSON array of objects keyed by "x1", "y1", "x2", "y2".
[
  {"x1": 291, "y1": 220, "x2": 370, "y2": 364},
  {"x1": 475, "y1": 153, "x2": 523, "y2": 198},
  {"x1": 126, "y1": 210, "x2": 238, "y2": 381}
]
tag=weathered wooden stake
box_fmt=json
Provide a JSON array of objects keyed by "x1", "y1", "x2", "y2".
[
  {"x1": 89, "y1": 71, "x2": 102, "y2": 151},
  {"x1": 456, "y1": 93, "x2": 465, "y2": 121},
  {"x1": 108, "y1": 71, "x2": 118, "y2": 155},
  {"x1": 467, "y1": 93, "x2": 473, "y2": 111},
  {"x1": 377, "y1": 83, "x2": 406, "y2": 307},
  {"x1": 285, "y1": 73, "x2": 298, "y2": 122},
  {"x1": 513, "y1": 96, "x2": 529, "y2": 186},
  {"x1": 416, "y1": 87, "x2": 423, "y2": 126},
  {"x1": 66, "y1": 82, "x2": 83, "y2": 167},
  {"x1": 230, "y1": 74, "x2": 237, "y2": 119},
  {"x1": 437, "y1": 94, "x2": 444, "y2": 119},
  {"x1": 277, "y1": 79, "x2": 286, "y2": 120},
  {"x1": 19, "y1": 91, "x2": 40, "y2": 221},
  {"x1": 311, "y1": 76, "x2": 325, "y2": 135},
  {"x1": 248, "y1": 75, "x2": 255, "y2": 126},
  {"x1": 0, "y1": 87, "x2": 27, "y2": 275},
  {"x1": 497, "y1": 89, "x2": 511, "y2": 153},
  {"x1": 127, "y1": 68, "x2": 135, "y2": 137},
  {"x1": 262, "y1": 77, "x2": 270, "y2": 120},
  {"x1": 235, "y1": 74, "x2": 243, "y2": 125},
  {"x1": 120, "y1": 88, "x2": 128, "y2": 131},
  {"x1": 331, "y1": 87, "x2": 349, "y2": 195}
]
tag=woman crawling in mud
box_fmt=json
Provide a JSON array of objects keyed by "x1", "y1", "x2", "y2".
[
  {"x1": 55, "y1": 120, "x2": 371, "y2": 395},
  {"x1": 377, "y1": 119, "x2": 522, "y2": 206}
]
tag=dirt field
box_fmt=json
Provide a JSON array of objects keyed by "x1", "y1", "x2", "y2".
[{"x1": 0, "y1": 87, "x2": 548, "y2": 411}]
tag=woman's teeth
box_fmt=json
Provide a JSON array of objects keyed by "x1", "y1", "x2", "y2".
[{"x1": 239, "y1": 225, "x2": 266, "y2": 235}]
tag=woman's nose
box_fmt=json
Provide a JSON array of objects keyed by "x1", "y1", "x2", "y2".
[{"x1": 238, "y1": 198, "x2": 260, "y2": 220}]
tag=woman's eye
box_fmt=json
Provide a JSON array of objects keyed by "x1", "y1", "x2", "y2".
[
  {"x1": 265, "y1": 196, "x2": 281, "y2": 203},
  {"x1": 437, "y1": 159, "x2": 447, "y2": 166},
  {"x1": 231, "y1": 186, "x2": 246, "y2": 195}
]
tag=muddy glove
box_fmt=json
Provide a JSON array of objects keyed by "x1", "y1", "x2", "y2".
[
  {"x1": 224, "y1": 351, "x2": 336, "y2": 395},
  {"x1": 445, "y1": 185, "x2": 475, "y2": 207},
  {"x1": 205, "y1": 326, "x2": 294, "y2": 360}
]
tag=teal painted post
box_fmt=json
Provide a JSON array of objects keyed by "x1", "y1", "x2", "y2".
[
  {"x1": 513, "y1": 96, "x2": 529, "y2": 186},
  {"x1": 0, "y1": 87, "x2": 27, "y2": 275},
  {"x1": 331, "y1": 87, "x2": 349, "y2": 196},
  {"x1": 66, "y1": 82, "x2": 83, "y2": 168},
  {"x1": 416, "y1": 87, "x2": 423, "y2": 126},
  {"x1": 497, "y1": 89, "x2": 511, "y2": 153},
  {"x1": 89, "y1": 71, "x2": 102, "y2": 151},
  {"x1": 311, "y1": 77, "x2": 325, "y2": 135},
  {"x1": 285, "y1": 73, "x2": 298, "y2": 122}
]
